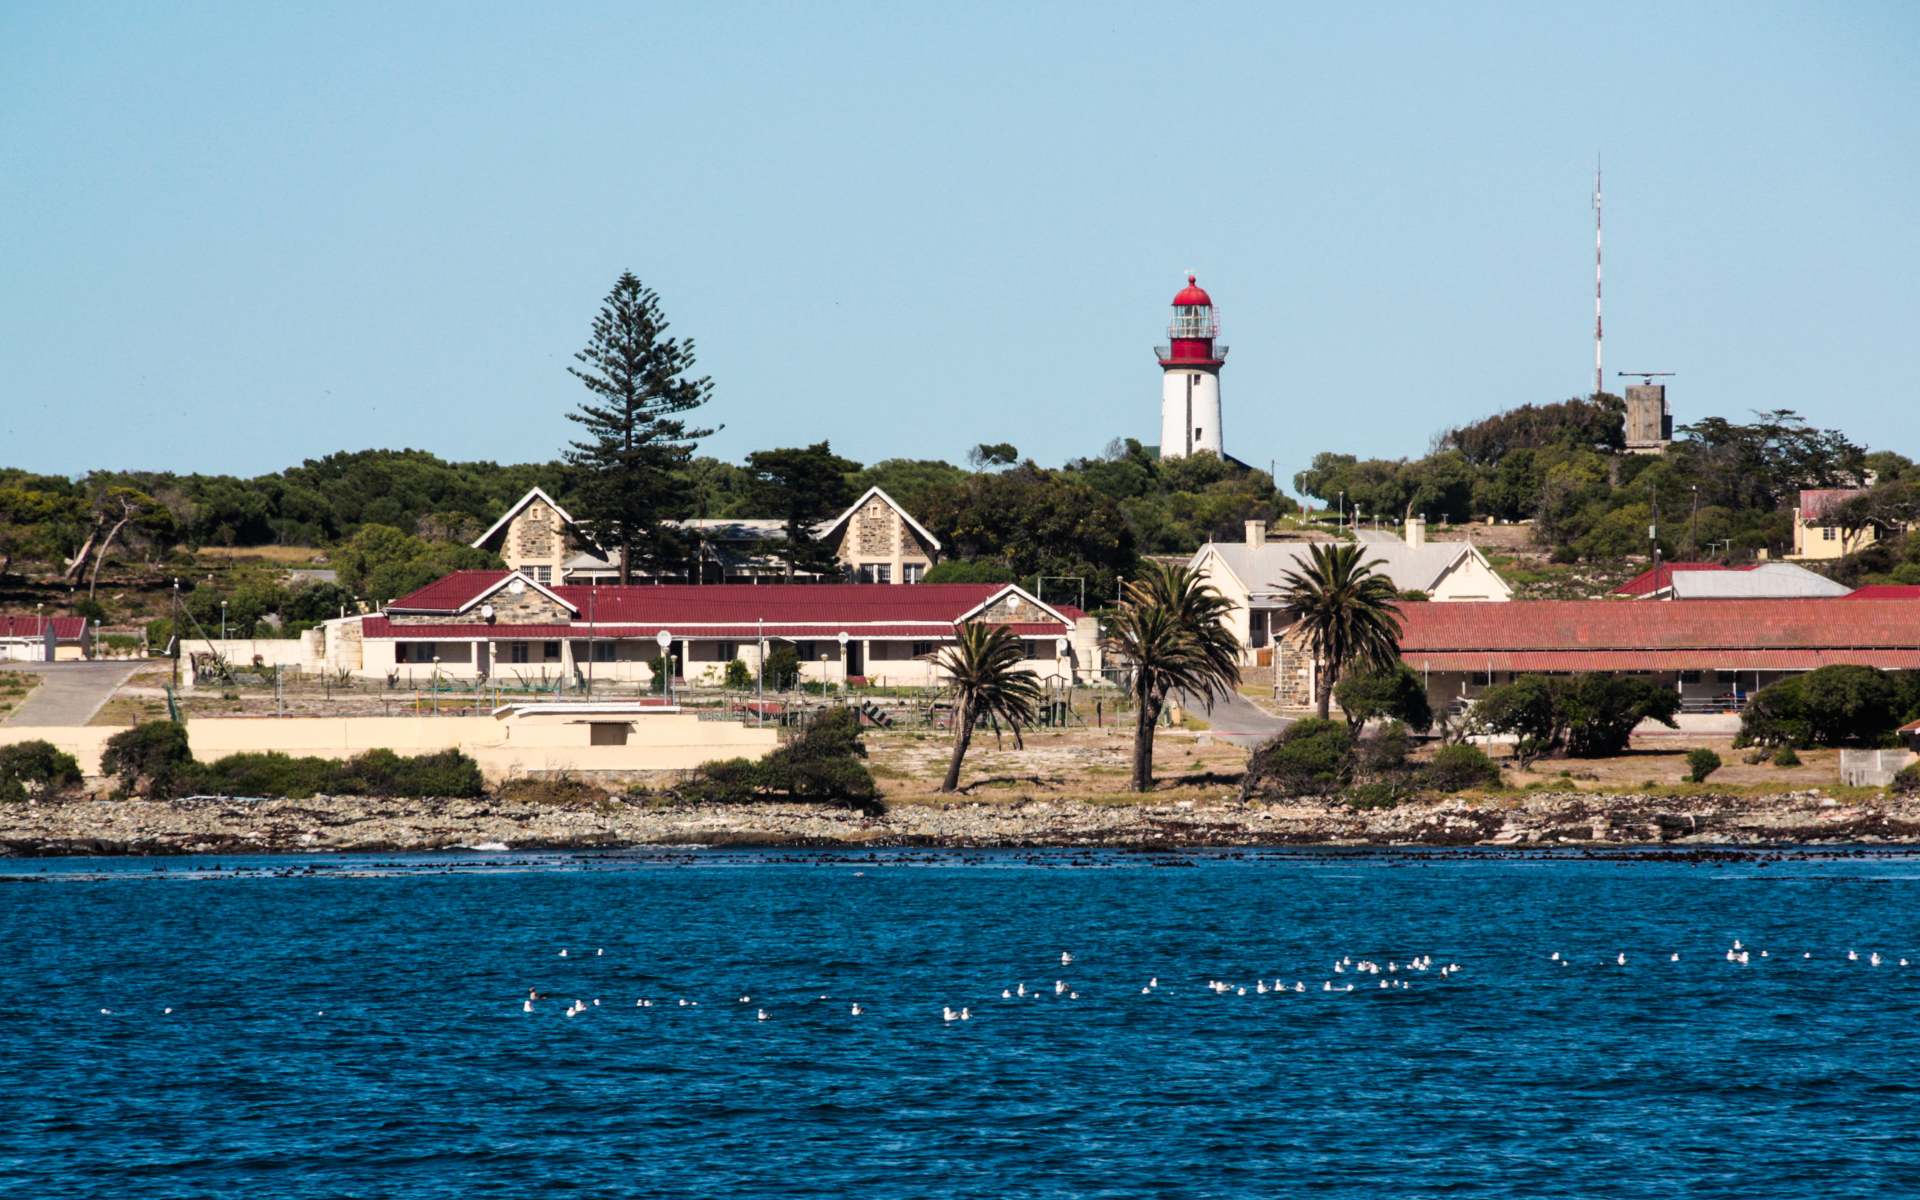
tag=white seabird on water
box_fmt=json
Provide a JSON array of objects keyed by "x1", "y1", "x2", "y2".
[{"x1": 1061, "y1": 952, "x2": 1073, "y2": 965}]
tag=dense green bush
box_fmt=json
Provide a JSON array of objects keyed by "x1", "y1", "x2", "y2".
[
  {"x1": 1341, "y1": 780, "x2": 1414, "y2": 809},
  {"x1": 101, "y1": 721, "x2": 195, "y2": 799},
  {"x1": 0, "y1": 740, "x2": 83, "y2": 802},
  {"x1": 1686, "y1": 748, "x2": 1722, "y2": 784},
  {"x1": 1739, "y1": 665, "x2": 1908, "y2": 748},
  {"x1": 333, "y1": 749, "x2": 484, "y2": 798},
  {"x1": 189, "y1": 752, "x2": 341, "y2": 799},
  {"x1": 1356, "y1": 720, "x2": 1411, "y2": 774},
  {"x1": 1472, "y1": 673, "x2": 1680, "y2": 763},
  {"x1": 1772, "y1": 745, "x2": 1801, "y2": 767},
  {"x1": 724, "y1": 659, "x2": 753, "y2": 690},
  {"x1": 1334, "y1": 664, "x2": 1434, "y2": 734},
  {"x1": 679, "y1": 707, "x2": 879, "y2": 811},
  {"x1": 1242, "y1": 718, "x2": 1355, "y2": 798},
  {"x1": 763, "y1": 644, "x2": 801, "y2": 691},
  {"x1": 1893, "y1": 764, "x2": 1920, "y2": 797},
  {"x1": 1424, "y1": 743, "x2": 1501, "y2": 792}
]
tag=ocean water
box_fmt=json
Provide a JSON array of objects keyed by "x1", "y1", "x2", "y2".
[{"x1": 5, "y1": 848, "x2": 1920, "y2": 1198}]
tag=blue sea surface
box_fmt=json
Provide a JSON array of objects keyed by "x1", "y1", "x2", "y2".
[{"x1": 4, "y1": 847, "x2": 1920, "y2": 1197}]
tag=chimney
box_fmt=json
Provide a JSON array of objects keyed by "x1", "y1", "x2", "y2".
[
  {"x1": 1405, "y1": 515, "x2": 1426, "y2": 549},
  {"x1": 1245, "y1": 519, "x2": 1267, "y2": 547}
]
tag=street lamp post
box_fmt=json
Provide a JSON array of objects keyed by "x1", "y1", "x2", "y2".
[
  {"x1": 656, "y1": 629, "x2": 674, "y2": 704},
  {"x1": 837, "y1": 631, "x2": 850, "y2": 698},
  {"x1": 220, "y1": 600, "x2": 228, "y2": 642}
]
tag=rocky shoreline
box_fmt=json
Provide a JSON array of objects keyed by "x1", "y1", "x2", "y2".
[{"x1": 3, "y1": 788, "x2": 1920, "y2": 856}]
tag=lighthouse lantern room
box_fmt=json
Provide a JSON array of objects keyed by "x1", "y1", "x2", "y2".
[{"x1": 1156, "y1": 274, "x2": 1228, "y2": 459}]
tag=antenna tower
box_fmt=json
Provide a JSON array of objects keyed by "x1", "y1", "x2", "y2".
[{"x1": 1593, "y1": 159, "x2": 1603, "y2": 397}]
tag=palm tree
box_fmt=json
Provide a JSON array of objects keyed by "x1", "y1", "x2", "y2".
[
  {"x1": 1275, "y1": 543, "x2": 1403, "y2": 720},
  {"x1": 1100, "y1": 563, "x2": 1242, "y2": 792},
  {"x1": 932, "y1": 622, "x2": 1043, "y2": 793}
]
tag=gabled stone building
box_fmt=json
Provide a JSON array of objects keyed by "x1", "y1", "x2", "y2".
[{"x1": 472, "y1": 486, "x2": 941, "y2": 585}]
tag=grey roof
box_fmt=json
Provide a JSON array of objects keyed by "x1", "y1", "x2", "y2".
[
  {"x1": 1667, "y1": 563, "x2": 1851, "y2": 599},
  {"x1": 1193, "y1": 538, "x2": 1488, "y2": 599}
]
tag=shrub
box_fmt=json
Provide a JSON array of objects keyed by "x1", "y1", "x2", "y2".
[
  {"x1": 1472, "y1": 673, "x2": 1680, "y2": 762},
  {"x1": 1341, "y1": 780, "x2": 1412, "y2": 809},
  {"x1": 191, "y1": 752, "x2": 340, "y2": 799},
  {"x1": 185, "y1": 748, "x2": 486, "y2": 799},
  {"x1": 336, "y1": 749, "x2": 484, "y2": 798},
  {"x1": 724, "y1": 659, "x2": 753, "y2": 690},
  {"x1": 1356, "y1": 720, "x2": 1411, "y2": 774},
  {"x1": 1335, "y1": 664, "x2": 1434, "y2": 734},
  {"x1": 0, "y1": 740, "x2": 83, "y2": 802},
  {"x1": 1242, "y1": 718, "x2": 1355, "y2": 798},
  {"x1": 1470, "y1": 676, "x2": 1561, "y2": 766},
  {"x1": 1773, "y1": 745, "x2": 1801, "y2": 767},
  {"x1": 679, "y1": 707, "x2": 878, "y2": 811},
  {"x1": 1740, "y1": 666, "x2": 1906, "y2": 748},
  {"x1": 494, "y1": 774, "x2": 608, "y2": 806},
  {"x1": 1893, "y1": 764, "x2": 1920, "y2": 797},
  {"x1": 101, "y1": 721, "x2": 194, "y2": 799},
  {"x1": 1424, "y1": 743, "x2": 1501, "y2": 792},
  {"x1": 763, "y1": 644, "x2": 801, "y2": 691},
  {"x1": 1686, "y1": 748, "x2": 1722, "y2": 784},
  {"x1": 646, "y1": 656, "x2": 671, "y2": 695}
]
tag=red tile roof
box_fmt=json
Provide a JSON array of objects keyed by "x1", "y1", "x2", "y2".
[
  {"x1": 1397, "y1": 598, "x2": 1920, "y2": 671},
  {"x1": 1612, "y1": 562, "x2": 1749, "y2": 596},
  {"x1": 1845, "y1": 585, "x2": 1920, "y2": 600},
  {"x1": 0, "y1": 615, "x2": 88, "y2": 641},
  {"x1": 365, "y1": 618, "x2": 995, "y2": 641}
]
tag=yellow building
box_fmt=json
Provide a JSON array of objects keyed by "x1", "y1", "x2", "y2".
[{"x1": 1789, "y1": 488, "x2": 1877, "y2": 561}]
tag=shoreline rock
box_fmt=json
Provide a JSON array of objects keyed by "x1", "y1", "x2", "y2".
[{"x1": 3, "y1": 789, "x2": 1919, "y2": 856}]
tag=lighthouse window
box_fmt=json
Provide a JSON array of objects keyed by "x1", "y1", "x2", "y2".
[{"x1": 1190, "y1": 374, "x2": 1200, "y2": 385}]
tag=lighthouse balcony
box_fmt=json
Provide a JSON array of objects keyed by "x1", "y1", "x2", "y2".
[{"x1": 1155, "y1": 343, "x2": 1229, "y2": 365}]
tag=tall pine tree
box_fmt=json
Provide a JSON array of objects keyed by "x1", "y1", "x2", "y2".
[
  {"x1": 744, "y1": 442, "x2": 859, "y2": 578},
  {"x1": 564, "y1": 273, "x2": 716, "y2": 583}
]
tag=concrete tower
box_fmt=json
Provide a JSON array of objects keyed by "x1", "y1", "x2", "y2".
[{"x1": 1157, "y1": 274, "x2": 1227, "y2": 459}]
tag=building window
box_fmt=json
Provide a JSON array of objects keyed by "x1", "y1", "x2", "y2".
[
  {"x1": 591, "y1": 642, "x2": 615, "y2": 662},
  {"x1": 509, "y1": 643, "x2": 530, "y2": 664},
  {"x1": 715, "y1": 641, "x2": 737, "y2": 661},
  {"x1": 903, "y1": 563, "x2": 924, "y2": 585},
  {"x1": 517, "y1": 565, "x2": 553, "y2": 584},
  {"x1": 859, "y1": 564, "x2": 891, "y2": 584},
  {"x1": 542, "y1": 641, "x2": 560, "y2": 660},
  {"x1": 397, "y1": 642, "x2": 436, "y2": 665},
  {"x1": 1822, "y1": 526, "x2": 1837, "y2": 541},
  {"x1": 912, "y1": 641, "x2": 935, "y2": 658}
]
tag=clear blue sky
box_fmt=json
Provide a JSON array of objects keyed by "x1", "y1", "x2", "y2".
[{"x1": 3, "y1": 3, "x2": 1915, "y2": 495}]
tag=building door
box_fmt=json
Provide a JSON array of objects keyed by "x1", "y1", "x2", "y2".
[{"x1": 847, "y1": 641, "x2": 864, "y2": 677}]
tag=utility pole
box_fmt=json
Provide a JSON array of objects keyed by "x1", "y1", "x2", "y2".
[{"x1": 169, "y1": 578, "x2": 180, "y2": 688}]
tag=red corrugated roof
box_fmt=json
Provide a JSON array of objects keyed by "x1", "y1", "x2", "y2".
[
  {"x1": 1612, "y1": 562, "x2": 1749, "y2": 596},
  {"x1": 385, "y1": 574, "x2": 1081, "y2": 630},
  {"x1": 1846, "y1": 585, "x2": 1920, "y2": 600},
  {"x1": 1396, "y1": 598, "x2": 1920, "y2": 670},
  {"x1": 0, "y1": 615, "x2": 88, "y2": 641},
  {"x1": 386, "y1": 571, "x2": 513, "y2": 612},
  {"x1": 366, "y1": 619, "x2": 1007, "y2": 641}
]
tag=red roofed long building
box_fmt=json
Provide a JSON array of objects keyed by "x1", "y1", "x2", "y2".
[
  {"x1": 339, "y1": 571, "x2": 1098, "y2": 686},
  {"x1": 1394, "y1": 597, "x2": 1920, "y2": 712},
  {"x1": 0, "y1": 615, "x2": 90, "y2": 662}
]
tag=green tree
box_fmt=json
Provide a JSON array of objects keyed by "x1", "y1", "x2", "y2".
[
  {"x1": 1739, "y1": 664, "x2": 1906, "y2": 748},
  {"x1": 933, "y1": 623, "x2": 1043, "y2": 792},
  {"x1": 1557, "y1": 674, "x2": 1680, "y2": 756},
  {"x1": 744, "y1": 442, "x2": 860, "y2": 578},
  {"x1": 1100, "y1": 564, "x2": 1242, "y2": 791},
  {"x1": 1241, "y1": 718, "x2": 1355, "y2": 798},
  {"x1": 563, "y1": 272, "x2": 715, "y2": 583},
  {"x1": 1469, "y1": 675, "x2": 1563, "y2": 766},
  {"x1": 967, "y1": 442, "x2": 1019, "y2": 469},
  {"x1": 1275, "y1": 543, "x2": 1404, "y2": 721},
  {"x1": 101, "y1": 721, "x2": 195, "y2": 799},
  {"x1": 1334, "y1": 662, "x2": 1433, "y2": 734},
  {"x1": 334, "y1": 524, "x2": 496, "y2": 603}
]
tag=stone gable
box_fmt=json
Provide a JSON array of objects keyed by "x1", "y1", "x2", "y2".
[
  {"x1": 389, "y1": 582, "x2": 572, "y2": 627},
  {"x1": 970, "y1": 591, "x2": 1044, "y2": 625}
]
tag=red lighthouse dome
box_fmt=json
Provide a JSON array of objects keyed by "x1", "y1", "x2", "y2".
[
  {"x1": 1172, "y1": 274, "x2": 1213, "y2": 308},
  {"x1": 1157, "y1": 274, "x2": 1226, "y2": 367}
]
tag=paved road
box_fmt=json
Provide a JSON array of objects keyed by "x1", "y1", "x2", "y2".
[
  {"x1": 1, "y1": 661, "x2": 143, "y2": 727},
  {"x1": 1183, "y1": 688, "x2": 1290, "y2": 748}
]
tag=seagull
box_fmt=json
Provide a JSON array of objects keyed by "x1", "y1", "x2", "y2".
[
  {"x1": 1016, "y1": 983, "x2": 1027, "y2": 997},
  {"x1": 592, "y1": 999, "x2": 600, "y2": 1007},
  {"x1": 163, "y1": 1007, "x2": 173, "y2": 1015},
  {"x1": 1617, "y1": 953, "x2": 1628, "y2": 966},
  {"x1": 1733, "y1": 940, "x2": 1743, "y2": 951},
  {"x1": 1550, "y1": 952, "x2": 1560, "y2": 961},
  {"x1": 1294, "y1": 982, "x2": 1305, "y2": 993},
  {"x1": 1849, "y1": 950, "x2": 1860, "y2": 962},
  {"x1": 1068, "y1": 992, "x2": 1078, "y2": 1001},
  {"x1": 739, "y1": 995, "x2": 752, "y2": 1004},
  {"x1": 1150, "y1": 977, "x2": 1158, "y2": 988},
  {"x1": 1871, "y1": 953, "x2": 1883, "y2": 967},
  {"x1": 558, "y1": 949, "x2": 568, "y2": 958},
  {"x1": 1002, "y1": 990, "x2": 1011, "y2": 999},
  {"x1": 1061, "y1": 952, "x2": 1073, "y2": 965},
  {"x1": 961, "y1": 1007, "x2": 971, "y2": 1020},
  {"x1": 1670, "y1": 954, "x2": 1680, "y2": 962},
  {"x1": 943, "y1": 1007, "x2": 959, "y2": 1022},
  {"x1": 99, "y1": 1008, "x2": 112, "y2": 1016},
  {"x1": 1055, "y1": 980, "x2": 1066, "y2": 995},
  {"x1": 596, "y1": 948, "x2": 604, "y2": 957},
  {"x1": 523, "y1": 999, "x2": 534, "y2": 1013},
  {"x1": 757, "y1": 1009, "x2": 768, "y2": 1021},
  {"x1": 850, "y1": 1003, "x2": 863, "y2": 1016}
]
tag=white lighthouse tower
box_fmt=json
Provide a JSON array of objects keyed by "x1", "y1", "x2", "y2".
[{"x1": 1156, "y1": 275, "x2": 1227, "y2": 459}]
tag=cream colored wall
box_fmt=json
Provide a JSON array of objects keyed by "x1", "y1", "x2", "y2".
[
  {"x1": 0, "y1": 711, "x2": 776, "y2": 780},
  {"x1": 1190, "y1": 549, "x2": 1255, "y2": 659},
  {"x1": 1790, "y1": 515, "x2": 1875, "y2": 560}
]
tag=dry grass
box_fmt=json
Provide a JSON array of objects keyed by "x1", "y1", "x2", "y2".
[
  {"x1": 0, "y1": 669, "x2": 41, "y2": 718},
  {"x1": 193, "y1": 545, "x2": 328, "y2": 565},
  {"x1": 864, "y1": 723, "x2": 1246, "y2": 803}
]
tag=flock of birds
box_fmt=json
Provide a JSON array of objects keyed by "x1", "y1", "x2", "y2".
[{"x1": 86, "y1": 940, "x2": 1917, "y2": 1021}]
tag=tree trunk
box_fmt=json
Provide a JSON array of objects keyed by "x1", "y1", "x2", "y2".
[
  {"x1": 62, "y1": 526, "x2": 100, "y2": 583},
  {"x1": 618, "y1": 539, "x2": 632, "y2": 586},
  {"x1": 87, "y1": 510, "x2": 134, "y2": 599},
  {"x1": 1316, "y1": 659, "x2": 1337, "y2": 721},
  {"x1": 941, "y1": 701, "x2": 974, "y2": 793},
  {"x1": 1131, "y1": 688, "x2": 1158, "y2": 792}
]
